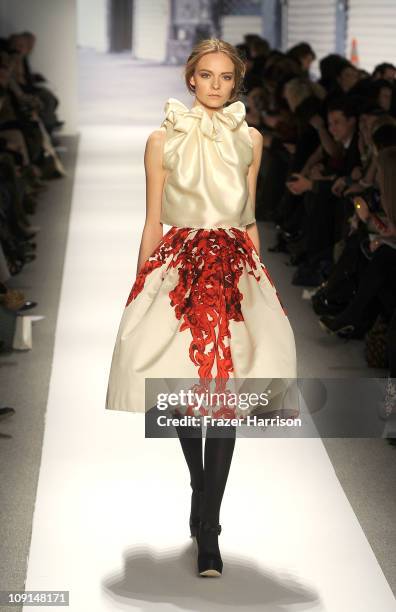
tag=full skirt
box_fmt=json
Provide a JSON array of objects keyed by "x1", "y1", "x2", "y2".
[{"x1": 105, "y1": 225, "x2": 298, "y2": 420}]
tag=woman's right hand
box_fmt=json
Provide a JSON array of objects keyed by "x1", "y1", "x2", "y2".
[
  {"x1": 309, "y1": 114, "x2": 325, "y2": 130},
  {"x1": 308, "y1": 163, "x2": 325, "y2": 180},
  {"x1": 369, "y1": 238, "x2": 382, "y2": 252}
]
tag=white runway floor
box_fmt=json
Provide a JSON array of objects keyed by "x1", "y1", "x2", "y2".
[{"x1": 23, "y1": 52, "x2": 396, "y2": 611}]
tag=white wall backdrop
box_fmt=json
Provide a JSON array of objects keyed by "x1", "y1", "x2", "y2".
[
  {"x1": 133, "y1": 0, "x2": 169, "y2": 62},
  {"x1": 221, "y1": 15, "x2": 262, "y2": 45},
  {"x1": 77, "y1": 0, "x2": 108, "y2": 52},
  {"x1": 284, "y1": 0, "x2": 338, "y2": 77},
  {"x1": 346, "y1": 0, "x2": 396, "y2": 74},
  {"x1": 0, "y1": 0, "x2": 78, "y2": 135}
]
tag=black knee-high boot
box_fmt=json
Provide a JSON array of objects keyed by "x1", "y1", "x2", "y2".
[
  {"x1": 197, "y1": 422, "x2": 236, "y2": 575},
  {"x1": 175, "y1": 422, "x2": 204, "y2": 536},
  {"x1": 202, "y1": 423, "x2": 236, "y2": 526}
]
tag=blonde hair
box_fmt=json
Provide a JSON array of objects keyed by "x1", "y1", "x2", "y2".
[
  {"x1": 184, "y1": 38, "x2": 246, "y2": 104},
  {"x1": 284, "y1": 77, "x2": 326, "y2": 111}
]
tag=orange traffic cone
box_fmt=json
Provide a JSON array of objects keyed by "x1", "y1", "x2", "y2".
[{"x1": 350, "y1": 38, "x2": 359, "y2": 67}]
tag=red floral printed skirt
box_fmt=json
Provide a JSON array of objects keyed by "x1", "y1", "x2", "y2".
[{"x1": 106, "y1": 225, "x2": 298, "y2": 419}]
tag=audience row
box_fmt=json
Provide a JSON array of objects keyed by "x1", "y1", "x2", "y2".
[
  {"x1": 0, "y1": 31, "x2": 66, "y2": 419},
  {"x1": 238, "y1": 35, "x2": 396, "y2": 421}
]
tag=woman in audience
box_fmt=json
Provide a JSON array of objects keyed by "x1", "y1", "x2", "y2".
[
  {"x1": 318, "y1": 146, "x2": 396, "y2": 337},
  {"x1": 286, "y1": 42, "x2": 316, "y2": 76}
]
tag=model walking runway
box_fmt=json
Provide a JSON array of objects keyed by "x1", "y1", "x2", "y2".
[{"x1": 21, "y1": 49, "x2": 396, "y2": 609}]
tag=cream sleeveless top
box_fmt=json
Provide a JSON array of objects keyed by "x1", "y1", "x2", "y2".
[{"x1": 159, "y1": 97, "x2": 255, "y2": 229}]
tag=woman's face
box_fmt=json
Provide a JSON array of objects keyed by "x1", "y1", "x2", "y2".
[
  {"x1": 189, "y1": 52, "x2": 236, "y2": 110},
  {"x1": 382, "y1": 67, "x2": 396, "y2": 82},
  {"x1": 337, "y1": 66, "x2": 359, "y2": 92},
  {"x1": 9, "y1": 35, "x2": 29, "y2": 56},
  {"x1": 378, "y1": 86, "x2": 392, "y2": 111},
  {"x1": 301, "y1": 53, "x2": 314, "y2": 72}
]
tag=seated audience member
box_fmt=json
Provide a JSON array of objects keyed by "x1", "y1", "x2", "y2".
[
  {"x1": 318, "y1": 146, "x2": 396, "y2": 337},
  {"x1": 372, "y1": 62, "x2": 396, "y2": 82},
  {"x1": 286, "y1": 42, "x2": 316, "y2": 77},
  {"x1": 7, "y1": 33, "x2": 62, "y2": 135},
  {"x1": 285, "y1": 96, "x2": 361, "y2": 285}
]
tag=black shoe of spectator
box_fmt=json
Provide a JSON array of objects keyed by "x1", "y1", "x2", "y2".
[
  {"x1": 14, "y1": 249, "x2": 36, "y2": 264},
  {"x1": 268, "y1": 234, "x2": 288, "y2": 253},
  {"x1": 6, "y1": 257, "x2": 24, "y2": 276},
  {"x1": 16, "y1": 242, "x2": 36, "y2": 257},
  {"x1": 318, "y1": 314, "x2": 364, "y2": 339},
  {"x1": 23, "y1": 241, "x2": 37, "y2": 250},
  {"x1": 17, "y1": 300, "x2": 38, "y2": 312},
  {"x1": 0, "y1": 338, "x2": 15, "y2": 353},
  {"x1": 31, "y1": 179, "x2": 47, "y2": 191},
  {"x1": 311, "y1": 292, "x2": 346, "y2": 317},
  {"x1": 0, "y1": 407, "x2": 16, "y2": 420},
  {"x1": 15, "y1": 225, "x2": 40, "y2": 240},
  {"x1": 318, "y1": 258, "x2": 335, "y2": 280},
  {"x1": 292, "y1": 263, "x2": 324, "y2": 287},
  {"x1": 289, "y1": 252, "x2": 307, "y2": 266},
  {"x1": 282, "y1": 229, "x2": 304, "y2": 243},
  {"x1": 23, "y1": 195, "x2": 38, "y2": 215}
]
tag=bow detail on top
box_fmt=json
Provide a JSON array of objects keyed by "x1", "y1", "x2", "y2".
[{"x1": 162, "y1": 97, "x2": 246, "y2": 141}]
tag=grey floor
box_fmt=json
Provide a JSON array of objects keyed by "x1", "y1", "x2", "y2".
[
  {"x1": 260, "y1": 224, "x2": 396, "y2": 594},
  {"x1": 0, "y1": 49, "x2": 395, "y2": 605}
]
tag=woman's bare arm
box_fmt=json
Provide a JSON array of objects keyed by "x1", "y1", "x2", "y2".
[
  {"x1": 246, "y1": 126, "x2": 263, "y2": 254},
  {"x1": 361, "y1": 156, "x2": 377, "y2": 186},
  {"x1": 301, "y1": 144, "x2": 323, "y2": 176},
  {"x1": 310, "y1": 115, "x2": 341, "y2": 158},
  {"x1": 136, "y1": 129, "x2": 167, "y2": 275}
]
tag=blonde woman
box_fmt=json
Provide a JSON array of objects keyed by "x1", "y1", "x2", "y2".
[{"x1": 106, "y1": 39, "x2": 297, "y2": 577}]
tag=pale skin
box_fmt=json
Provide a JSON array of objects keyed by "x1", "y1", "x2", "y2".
[
  {"x1": 136, "y1": 51, "x2": 263, "y2": 275},
  {"x1": 351, "y1": 195, "x2": 396, "y2": 252}
]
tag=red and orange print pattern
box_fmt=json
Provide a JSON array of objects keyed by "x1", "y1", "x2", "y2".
[{"x1": 126, "y1": 226, "x2": 288, "y2": 418}]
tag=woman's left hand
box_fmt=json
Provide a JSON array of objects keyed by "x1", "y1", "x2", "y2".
[
  {"x1": 369, "y1": 239, "x2": 382, "y2": 252},
  {"x1": 286, "y1": 173, "x2": 313, "y2": 195}
]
